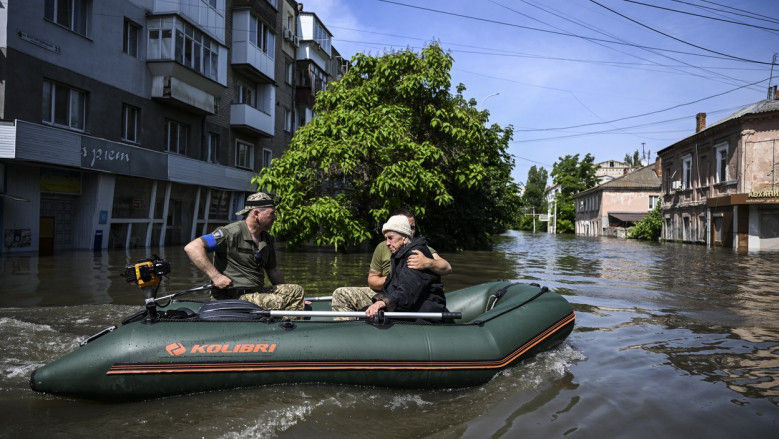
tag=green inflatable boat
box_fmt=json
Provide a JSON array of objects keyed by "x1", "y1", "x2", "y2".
[{"x1": 31, "y1": 281, "x2": 575, "y2": 400}]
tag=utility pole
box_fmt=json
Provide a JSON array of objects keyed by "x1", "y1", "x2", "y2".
[{"x1": 532, "y1": 207, "x2": 536, "y2": 233}]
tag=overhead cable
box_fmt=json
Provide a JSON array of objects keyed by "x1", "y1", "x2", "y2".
[
  {"x1": 588, "y1": 0, "x2": 774, "y2": 65},
  {"x1": 620, "y1": 0, "x2": 779, "y2": 32},
  {"x1": 513, "y1": 77, "x2": 768, "y2": 132}
]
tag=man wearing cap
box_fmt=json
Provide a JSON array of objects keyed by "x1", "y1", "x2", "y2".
[
  {"x1": 364, "y1": 214, "x2": 446, "y2": 317},
  {"x1": 331, "y1": 210, "x2": 450, "y2": 316},
  {"x1": 184, "y1": 192, "x2": 304, "y2": 311}
]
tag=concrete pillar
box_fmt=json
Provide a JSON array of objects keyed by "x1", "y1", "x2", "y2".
[
  {"x1": 145, "y1": 181, "x2": 158, "y2": 247},
  {"x1": 159, "y1": 182, "x2": 172, "y2": 246}
]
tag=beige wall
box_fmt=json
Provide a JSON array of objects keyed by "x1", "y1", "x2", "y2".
[{"x1": 601, "y1": 191, "x2": 656, "y2": 214}]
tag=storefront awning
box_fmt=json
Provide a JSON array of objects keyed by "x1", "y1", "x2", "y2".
[{"x1": 608, "y1": 212, "x2": 647, "y2": 223}]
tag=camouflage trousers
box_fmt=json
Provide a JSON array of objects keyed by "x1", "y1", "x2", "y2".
[
  {"x1": 331, "y1": 286, "x2": 376, "y2": 320},
  {"x1": 212, "y1": 284, "x2": 305, "y2": 311}
]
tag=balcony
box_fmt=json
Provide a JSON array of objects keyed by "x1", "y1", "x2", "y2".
[
  {"x1": 230, "y1": 104, "x2": 273, "y2": 137},
  {"x1": 150, "y1": 74, "x2": 216, "y2": 114},
  {"x1": 232, "y1": 11, "x2": 275, "y2": 81},
  {"x1": 152, "y1": 0, "x2": 225, "y2": 44}
]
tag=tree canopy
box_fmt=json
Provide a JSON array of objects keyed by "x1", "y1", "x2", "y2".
[
  {"x1": 253, "y1": 44, "x2": 520, "y2": 251},
  {"x1": 624, "y1": 150, "x2": 641, "y2": 168},
  {"x1": 551, "y1": 154, "x2": 598, "y2": 233}
]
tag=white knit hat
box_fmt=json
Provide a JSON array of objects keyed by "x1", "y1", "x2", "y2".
[{"x1": 382, "y1": 215, "x2": 412, "y2": 237}]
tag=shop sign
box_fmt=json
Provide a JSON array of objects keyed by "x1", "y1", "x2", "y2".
[
  {"x1": 80, "y1": 136, "x2": 167, "y2": 179},
  {"x1": 747, "y1": 187, "x2": 779, "y2": 204}
]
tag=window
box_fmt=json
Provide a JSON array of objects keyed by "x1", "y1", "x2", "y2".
[
  {"x1": 207, "y1": 0, "x2": 217, "y2": 8},
  {"x1": 206, "y1": 133, "x2": 219, "y2": 163},
  {"x1": 123, "y1": 19, "x2": 139, "y2": 57},
  {"x1": 312, "y1": 19, "x2": 331, "y2": 53},
  {"x1": 236, "y1": 141, "x2": 254, "y2": 169},
  {"x1": 283, "y1": 107, "x2": 292, "y2": 132},
  {"x1": 286, "y1": 62, "x2": 294, "y2": 84},
  {"x1": 715, "y1": 143, "x2": 728, "y2": 183},
  {"x1": 45, "y1": 0, "x2": 90, "y2": 37},
  {"x1": 42, "y1": 80, "x2": 86, "y2": 130},
  {"x1": 147, "y1": 18, "x2": 218, "y2": 81},
  {"x1": 249, "y1": 16, "x2": 275, "y2": 58},
  {"x1": 682, "y1": 155, "x2": 692, "y2": 189},
  {"x1": 165, "y1": 120, "x2": 189, "y2": 154},
  {"x1": 683, "y1": 217, "x2": 690, "y2": 241},
  {"x1": 263, "y1": 148, "x2": 272, "y2": 168},
  {"x1": 649, "y1": 195, "x2": 659, "y2": 210},
  {"x1": 122, "y1": 104, "x2": 139, "y2": 142},
  {"x1": 234, "y1": 79, "x2": 257, "y2": 107}
]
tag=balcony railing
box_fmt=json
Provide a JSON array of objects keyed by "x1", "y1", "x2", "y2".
[{"x1": 230, "y1": 104, "x2": 273, "y2": 136}]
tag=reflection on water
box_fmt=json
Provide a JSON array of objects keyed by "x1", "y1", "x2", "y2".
[{"x1": 0, "y1": 230, "x2": 777, "y2": 437}]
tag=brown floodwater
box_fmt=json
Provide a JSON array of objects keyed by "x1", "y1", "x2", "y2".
[{"x1": 0, "y1": 231, "x2": 777, "y2": 438}]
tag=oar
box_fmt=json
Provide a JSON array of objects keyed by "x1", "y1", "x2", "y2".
[
  {"x1": 258, "y1": 310, "x2": 461, "y2": 320},
  {"x1": 304, "y1": 296, "x2": 333, "y2": 302},
  {"x1": 146, "y1": 284, "x2": 213, "y2": 305}
]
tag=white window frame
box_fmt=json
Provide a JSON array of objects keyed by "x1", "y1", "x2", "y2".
[
  {"x1": 236, "y1": 140, "x2": 255, "y2": 170},
  {"x1": 165, "y1": 119, "x2": 188, "y2": 154},
  {"x1": 286, "y1": 62, "x2": 294, "y2": 85},
  {"x1": 250, "y1": 15, "x2": 275, "y2": 59},
  {"x1": 681, "y1": 154, "x2": 692, "y2": 189},
  {"x1": 147, "y1": 17, "x2": 218, "y2": 81},
  {"x1": 42, "y1": 80, "x2": 86, "y2": 131},
  {"x1": 263, "y1": 148, "x2": 272, "y2": 168},
  {"x1": 121, "y1": 104, "x2": 139, "y2": 143},
  {"x1": 715, "y1": 143, "x2": 728, "y2": 183},
  {"x1": 44, "y1": 0, "x2": 91, "y2": 37},
  {"x1": 283, "y1": 107, "x2": 292, "y2": 132},
  {"x1": 207, "y1": 132, "x2": 219, "y2": 163},
  {"x1": 123, "y1": 19, "x2": 140, "y2": 57},
  {"x1": 649, "y1": 195, "x2": 659, "y2": 210}
]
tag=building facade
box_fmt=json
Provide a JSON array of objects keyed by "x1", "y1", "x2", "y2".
[
  {"x1": 574, "y1": 163, "x2": 661, "y2": 238},
  {"x1": 594, "y1": 160, "x2": 632, "y2": 184},
  {"x1": 657, "y1": 98, "x2": 779, "y2": 251},
  {"x1": 0, "y1": 0, "x2": 344, "y2": 254}
]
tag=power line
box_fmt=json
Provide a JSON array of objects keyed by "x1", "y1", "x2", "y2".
[
  {"x1": 514, "y1": 76, "x2": 768, "y2": 132},
  {"x1": 490, "y1": 0, "x2": 764, "y2": 91},
  {"x1": 685, "y1": 0, "x2": 779, "y2": 24},
  {"x1": 588, "y1": 0, "x2": 773, "y2": 65},
  {"x1": 513, "y1": 104, "x2": 746, "y2": 142},
  {"x1": 375, "y1": 0, "x2": 765, "y2": 63},
  {"x1": 620, "y1": 0, "x2": 779, "y2": 32}
]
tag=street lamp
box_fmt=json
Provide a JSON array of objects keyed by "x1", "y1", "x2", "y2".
[{"x1": 480, "y1": 92, "x2": 500, "y2": 103}]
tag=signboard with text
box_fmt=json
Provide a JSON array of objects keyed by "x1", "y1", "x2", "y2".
[{"x1": 80, "y1": 137, "x2": 167, "y2": 180}]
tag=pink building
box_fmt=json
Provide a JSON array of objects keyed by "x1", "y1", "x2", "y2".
[
  {"x1": 574, "y1": 164, "x2": 661, "y2": 237},
  {"x1": 656, "y1": 95, "x2": 779, "y2": 251}
]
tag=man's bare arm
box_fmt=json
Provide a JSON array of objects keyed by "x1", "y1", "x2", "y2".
[
  {"x1": 367, "y1": 269, "x2": 385, "y2": 291},
  {"x1": 184, "y1": 238, "x2": 232, "y2": 288}
]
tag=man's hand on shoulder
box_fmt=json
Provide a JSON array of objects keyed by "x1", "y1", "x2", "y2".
[{"x1": 407, "y1": 250, "x2": 433, "y2": 270}]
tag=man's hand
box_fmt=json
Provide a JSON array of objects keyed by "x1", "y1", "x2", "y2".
[
  {"x1": 407, "y1": 250, "x2": 434, "y2": 270},
  {"x1": 211, "y1": 274, "x2": 233, "y2": 289},
  {"x1": 365, "y1": 301, "x2": 386, "y2": 318}
]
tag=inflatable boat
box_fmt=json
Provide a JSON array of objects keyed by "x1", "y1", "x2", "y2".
[{"x1": 30, "y1": 281, "x2": 575, "y2": 400}]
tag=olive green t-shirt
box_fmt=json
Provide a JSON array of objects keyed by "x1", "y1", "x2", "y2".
[
  {"x1": 201, "y1": 220, "x2": 276, "y2": 288},
  {"x1": 369, "y1": 241, "x2": 437, "y2": 277}
]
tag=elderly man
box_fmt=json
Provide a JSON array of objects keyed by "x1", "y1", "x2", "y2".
[
  {"x1": 365, "y1": 214, "x2": 446, "y2": 317},
  {"x1": 331, "y1": 209, "x2": 451, "y2": 315},
  {"x1": 184, "y1": 192, "x2": 304, "y2": 311}
]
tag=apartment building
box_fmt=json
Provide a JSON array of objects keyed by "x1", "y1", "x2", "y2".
[
  {"x1": 0, "y1": 0, "x2": 345, "y2": 254},
  {"x1": 657, "y1": 94, "x2": 779, "y2": 251},
  {"x1": 574, "y1": 163, "x2": 661, "y2": 238}
]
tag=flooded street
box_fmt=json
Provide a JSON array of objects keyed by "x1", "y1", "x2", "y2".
[{"x1": 0, "y1": 231, "x2": 777, "y2": 438}]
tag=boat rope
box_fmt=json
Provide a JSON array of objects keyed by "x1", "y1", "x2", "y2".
[{"x1": 473, "y1": 285, "x2": 550, "y2": 326}]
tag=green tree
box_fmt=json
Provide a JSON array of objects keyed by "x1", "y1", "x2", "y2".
[
  {"x1": 628, "y1": 205, "x2": 662, "y2": 241},
  {"x1": 551, "y1": 154, "x2": 598, "y2": 233},
  {"x1": 624, "y1": 150, "x2": 641, "y2": 168},
  {"x1": 253, "y1": 44, "x2": 520, "y2": 251},
  {"x1": 516, "y1": 166, "x2": 547, "y2": 231}
]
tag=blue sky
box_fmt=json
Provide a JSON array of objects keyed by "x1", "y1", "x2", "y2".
[{"x1": 301, "y1": 0, "x2": 778, "y2": 184}]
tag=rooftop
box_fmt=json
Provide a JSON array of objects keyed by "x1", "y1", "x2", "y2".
[{"x1": 574, "y1": 163, "x2": 660, "y2": 198}]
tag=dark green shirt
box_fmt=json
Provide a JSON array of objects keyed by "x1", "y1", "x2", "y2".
[{"x1": 201, "y1": 220, "x2": 276, "y2": 288}]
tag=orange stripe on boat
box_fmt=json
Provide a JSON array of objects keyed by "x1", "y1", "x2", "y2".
[{"x1": 106, "y1": 312, "x2": 575, "y2": 375}]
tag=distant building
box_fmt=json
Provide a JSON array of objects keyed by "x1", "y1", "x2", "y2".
[
  {"x1": 574, "y1": 163, "x2": 661, "y2": 237},
  {"x1": 594, "y1": 160, "x2": 633, "y2": 184},
  {"x1": 656, "y1": 93, "x2": 779, "y2": 251},
  {"x1": 545, "y1": 184, "x2": 561, "y2": 234}
]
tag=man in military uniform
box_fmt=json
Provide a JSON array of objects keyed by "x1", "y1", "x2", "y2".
[
  {"x1": 184, "y1": 192, "x2": 304, "y2": 311},
  {"x1": 330, "y1": 209, "x2": 451, "y2": 315}
]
